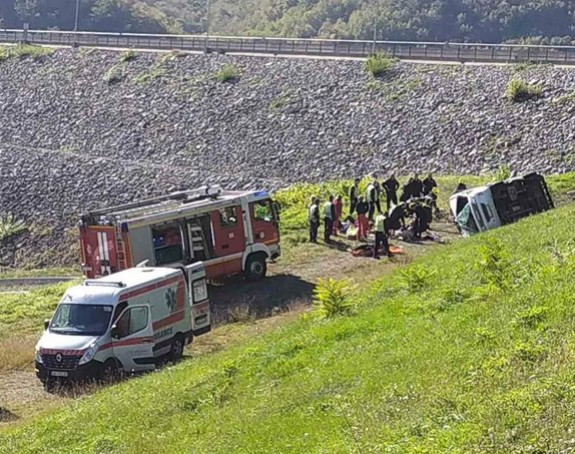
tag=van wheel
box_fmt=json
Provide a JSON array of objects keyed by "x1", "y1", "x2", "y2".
[
  {"x1": 170, "y1": 335, "x2": 185, "y2": 362},
  {"x1": 100, "y1": 359, "x2": 120, "y2": 384},
  {"x1": 245, "y1": 254, "x2": 267, "y2": 282}
]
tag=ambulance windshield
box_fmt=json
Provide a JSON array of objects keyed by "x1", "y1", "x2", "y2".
[{"x1": 50, "y1": 304, "x2": 113, "y2": 336}]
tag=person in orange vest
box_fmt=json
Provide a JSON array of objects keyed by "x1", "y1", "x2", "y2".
[
  {"x1": 332, "y1": 195, "x2": 343, "y2": 236},
  {"x1": 355, "y1": 196, "x2": 369, "y2": 241}
]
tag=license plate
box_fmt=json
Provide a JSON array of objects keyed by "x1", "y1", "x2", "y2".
[{"x1": 50, "y1": 371, "x2": 69, "y2": 377}]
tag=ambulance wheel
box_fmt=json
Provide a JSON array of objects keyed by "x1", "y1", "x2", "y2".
[
  {"x1": 245, "y1": 254, "x2": 267, "y2": 282},
  {"x1": 170, "y1": 335, "x2": 185, "y2": 362},
  {"x1": 100, "y1": 359, "x2": 120, "y2": 384}
]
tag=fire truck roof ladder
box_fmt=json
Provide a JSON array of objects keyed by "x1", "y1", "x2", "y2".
[{"x1": 88, "y1": 186, "x2": 223, "y2": 220}]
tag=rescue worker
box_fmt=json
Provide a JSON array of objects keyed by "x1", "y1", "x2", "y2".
[
  {"x1": 454, "y1": 182, "x2": 467, "y2": 193},
  {"x1": 386, "y1": 202, "x2": 407, "y2": 235},
  {"x1": 383, "y1": 173, "x2": 400, "y2": 210},
  {"x1": 422, "y1": 173, "x2": 437, "y2": 196},
  {"x1": 412, "y1": 173, "x2": 423, "y2": 198},
  {"x1": 332, "y1": 195, "x2": 343, "y2": 236},
  {"x1": 373, "y1": 212, "x2": 391, "y2": 260},
  {"x1": 308, "y1": 196, "x2": 320, "y2": 243},
  {"x1": 349, "y1": 178, "x2": 360, "y2": 214},
  {"x1": 323, "y1": 195, "x2": 336, "y2": 244},
  {"x1": 355, "y1": 196, "x2": 369, "y2": 241},
  {"x1": 366, "y1": 179, "x2": 381, "y2": 222},
  {"x1": 400, "y1": 179, "x2": 414, "y2": 202}
]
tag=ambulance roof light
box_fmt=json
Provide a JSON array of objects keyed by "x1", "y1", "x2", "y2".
[{"x1": 83, "y1": 280, "x2": 126, "y2": 288}]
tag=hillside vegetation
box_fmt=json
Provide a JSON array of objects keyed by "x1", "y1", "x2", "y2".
[
  {"x1": 2, "y1": 0, "x2": 575, "y2": 43},
  {"x1": 3, "y1": 190, "x2": 575, "y2": 452}
]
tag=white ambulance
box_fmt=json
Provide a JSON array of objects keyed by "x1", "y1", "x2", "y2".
[{"x1": 35, "y1": 264, "x2": 211, "y2": 384}]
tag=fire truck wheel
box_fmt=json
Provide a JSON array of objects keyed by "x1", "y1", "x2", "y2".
[
  {"x1": 170, "y1": 335, "x2": 185, "y2": 362},
  {"x1": 100, "y1": 359, "x2": 120, "y2": 384},
  {"x1": 245, "y1": 253, "x2": 267, "y2": 282}
]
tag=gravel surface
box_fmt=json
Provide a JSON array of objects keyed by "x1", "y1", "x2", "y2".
[{"x1": 1, "y1": 49, "x2": 575, "y2": 267}]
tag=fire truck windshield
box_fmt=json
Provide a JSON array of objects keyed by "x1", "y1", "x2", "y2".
[{"x1": 50, "y1": 304, "x2": 113, "y2": 336}]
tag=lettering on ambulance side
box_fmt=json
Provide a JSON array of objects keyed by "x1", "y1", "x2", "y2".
[{"x1": 155, "y1": 327, "x2": 174, "y2": 340}]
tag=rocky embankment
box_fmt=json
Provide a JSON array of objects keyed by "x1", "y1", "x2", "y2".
[{"x1": 1, "y1": 48, "x2": 575, "y2": 267}]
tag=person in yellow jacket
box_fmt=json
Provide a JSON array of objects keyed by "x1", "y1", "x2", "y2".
[{"x1": 373, "y1": 212, "x2": 391, "y2": 259}]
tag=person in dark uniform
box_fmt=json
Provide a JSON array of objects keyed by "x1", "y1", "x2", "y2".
[
  {"x1": 412, "y1": 173, "x2": 423, "y2": 199},
  {"x1": 356, "y1": 196, "x2": 369, "y2": 241},
  {"x1": 349, "y1": 178, "x2": 360, "y2": 214},
  {"x1": 386, "y1": 202, "x2": 407, "y2": 234},
  {"x1": 454, "y1": 182, "x2": 467, "y2": 193},
  {"x1": 400, "y1": 179, "x2": 414, "y2": 202},
  {"x1": 383, "y1": 173, "x2": 400, "y2": 210},
  {"x1": 422, "y1": 174, "x2": 437, "y2": 196},
  {"x1": 308, "y1": 196, "x2": 320, "y2": 243}
]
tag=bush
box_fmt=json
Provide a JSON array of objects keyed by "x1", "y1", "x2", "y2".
[
  {"x1": 313, "y1": 278, "x2": 354, "y2": 318},
  {"x1": 477, "y1": 238, "x2": 511, "y2": 289},
  {"x1": 506, "y1": 79, "x2": 543, "y2": 102},
  {"x1": 0, "y1": 44, "x2": 53, "y2": 62},
  {"x1": 0, "y1": 214, "x2": 27, "y2": 241},
  {"x1": 495, "y1": 164, "x2": 512, "y2": 182},
  {"x1": 216, "y1": 64, "x2": 241, "y2": 83},
  {"x1": 400, "y1": 265, "x2": 437, "y2": 292},
  {"x1": 364, "y1": 53, "x2": 396, "y2": 77},
  {"x1": 119, "y1": 50, "x2": 138, "y2": 62}
]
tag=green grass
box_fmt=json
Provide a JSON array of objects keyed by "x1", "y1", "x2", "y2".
[
  {"x1": 3, "y1": 186, "x2": 575, "y2": 451},
  {"x1": 0, "y1": 45, "x2": 54, "y2": 62}
]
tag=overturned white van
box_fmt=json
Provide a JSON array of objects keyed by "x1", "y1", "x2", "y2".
[
  {"x1": 450, "y1": 173, "x2": 554, "y2": 236},
  {"x1": 35, "y1": 264, "x2": 211, "y2": 385}
]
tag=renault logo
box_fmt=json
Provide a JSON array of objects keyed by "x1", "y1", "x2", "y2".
[{"x1": 55, "y1": 353, "x2": 63, "y2": 363}]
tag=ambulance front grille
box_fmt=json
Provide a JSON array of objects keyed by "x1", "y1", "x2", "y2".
[{"x1": 42, "y1": 354, "x2": 81, "y2": 370}]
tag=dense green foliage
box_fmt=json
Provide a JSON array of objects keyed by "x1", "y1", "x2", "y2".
[
  {"x1": 5, "y1": 198, "x2": 575, "y2": 452},
  {"x1": 506, "y1": 78, "x2": 543, "y2": 103},
  {"x1": 2, "y1": 0, "x2": 575, "y2": 42}
]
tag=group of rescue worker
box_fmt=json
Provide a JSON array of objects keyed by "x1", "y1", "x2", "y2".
[{"x1": 308, "y1": 173, "x2": 438, "y2": 259}]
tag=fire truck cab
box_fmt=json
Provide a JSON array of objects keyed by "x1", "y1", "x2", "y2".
[{"x1": 79, "y1": 186, "x2": 281, "y2": 281}]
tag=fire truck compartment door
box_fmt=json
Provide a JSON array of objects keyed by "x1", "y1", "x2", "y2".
[
  {"x1": 128, "y1": 226, "x2": 155, "y2": 266},
  {"x1": 111, "y1": 305, "x2": 155, "y2": 373},
  {"x1": 211, "y1": 206, "x2": 246, "y2": 273}
]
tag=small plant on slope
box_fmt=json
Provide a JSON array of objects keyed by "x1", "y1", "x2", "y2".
[
  {"x1": 364, "y1": 53, "x2": 396, "y2": 77},
  {"x1": 495, "y1": 164, "x2": 512, "y2": 182},
  {"x1": 0, "y1": 215, "x2": 27, "y2": 241},
  {"x1": 216, "y1": 64, "x2": 241, "y2": 83},
  {"x1": 506, "y1": 78, "x2": 542, "y2": 102},
  {"x1": 313, "y1": 278, "x2": 354, "y2": 318},
  {"x1": 400, "y1": 265, "x2": 437, "y2": 292},
  {"x1": 119, "y1": 50, "x2": 138, "y2": 63}
]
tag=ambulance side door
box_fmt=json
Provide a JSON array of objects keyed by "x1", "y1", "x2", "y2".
[{"x1": 111, "y1": 305, "x2": 155, "y2": 373}]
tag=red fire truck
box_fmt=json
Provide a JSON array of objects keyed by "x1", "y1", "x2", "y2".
[{"x1": 79, "y1": 186, "x2": 281, "y2": 281}]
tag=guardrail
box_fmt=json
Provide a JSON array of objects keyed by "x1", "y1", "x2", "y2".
[{"x1": 2, "y1": 29, "x2": 575, "y2": 64}]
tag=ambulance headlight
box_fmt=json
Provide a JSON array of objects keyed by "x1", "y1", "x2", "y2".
[
  {"x1": 79, "y1": 343, "x2": 98, "y2": 366},
  {"x1": 35, "y1": 346, "x2": 43, "y2": 364}
]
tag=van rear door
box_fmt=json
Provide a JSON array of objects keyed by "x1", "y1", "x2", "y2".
[
  {"x1": 186, "y1": 263, "x2": 211, "y2": 337},
  {"x1": 111, "y1": 305, "x2": 155, "y2": 372}
]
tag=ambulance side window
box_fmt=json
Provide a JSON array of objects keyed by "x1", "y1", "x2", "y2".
[
  {"x1": 112, "y1": 301, "x2": 128, "y2": 325},
  {"x1": 219, "y1": 207, "x2": 238, "y2": 227},
  {"x1": 116, "y1": 307, "x2": 149, "y2": 338}
]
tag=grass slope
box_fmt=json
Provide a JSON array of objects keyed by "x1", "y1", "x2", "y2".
[{"x1": 3, "y1": 199, "x2": 575, "y2": 452}]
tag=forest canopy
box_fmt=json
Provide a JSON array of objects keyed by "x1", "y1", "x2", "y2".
[{"x1": 0, "y1": 0, "x2": 574, "y2": 44}]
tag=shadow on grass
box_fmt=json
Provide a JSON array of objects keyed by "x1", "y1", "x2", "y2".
[{"x1": 210, "y1": 274, "x2": 316, "y2": 325}]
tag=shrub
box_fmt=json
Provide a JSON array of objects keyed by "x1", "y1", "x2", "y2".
[
  {"x1": 119, "y1": 50, "x2": 138, "y2": 63},
  {"x1": 0, "y1": 214, "x2": 27, "y2": 241},
  {"x1": 400, "y1": 265, "x2": 437, "y2": 292},
  {"x1": 506, "y1": 79, "x2": 543, "y2": 102},
  {"x1": 313, "y1": 278, "x2": 354, "y2": 318},
  {"x1": 0, "y1": 44, "x2": 53, "y2": 62},
  {"x1": 477, "y1": 238, "x2": 511, "y2": 289},
  {"x1": 216, "y1": 64, "x2": 241, "y2": 83},
  {"x1": 364, "y1": 53, "x2": 396, "y2": 77},
  {"x1": 495, "y1": 164, "x2": 512, "y2": 182}
]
